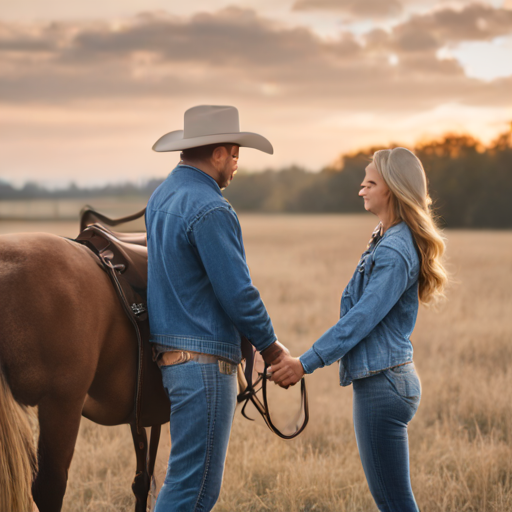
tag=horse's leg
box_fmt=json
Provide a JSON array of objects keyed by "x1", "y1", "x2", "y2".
[
  {"x1": 129, "y1": 424, "x2": 162, "y2": 512},
  {"x1": 32, "y1": 397, "x2": 84, "y2": 512},
  {"x1": 148, "y1": 425, "x2": 162, "y2": 511},
  {"x1": 130, "y1": 422, "x2": 150, "y2": 512}
]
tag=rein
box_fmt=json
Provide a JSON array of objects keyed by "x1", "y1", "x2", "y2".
[{"x1": 237, "y1": 351, "x2": 309, "y2": 440}]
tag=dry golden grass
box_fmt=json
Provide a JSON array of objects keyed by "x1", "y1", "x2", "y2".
[{"x1": 2, "y1": 213, "x2": 512, "y2": 511}]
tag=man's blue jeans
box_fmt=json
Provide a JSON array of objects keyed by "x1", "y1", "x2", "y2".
[
  {"x1": 155, "y1": 360, "x2": 237, "y2": 512},
  {"x1": 352, "y1": 363, "x2": 421, "y2": 512}
]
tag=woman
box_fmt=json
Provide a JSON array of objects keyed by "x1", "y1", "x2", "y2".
[{"x1": 270, "y1": 147, "x2": 448, "y2": 511}]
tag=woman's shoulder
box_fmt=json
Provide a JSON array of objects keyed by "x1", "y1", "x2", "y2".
[{"x1": 376, "y1": 222, "x2": 419, "y2": 268}]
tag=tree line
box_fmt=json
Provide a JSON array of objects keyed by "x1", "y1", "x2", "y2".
[
  {"x1": 1, "y1": 127, "x2": 511, "y2": 228},
  {"x1": 224, "y1": 127, "x2": 512, "y2": 229}
]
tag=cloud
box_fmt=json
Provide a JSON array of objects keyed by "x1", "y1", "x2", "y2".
[
  {"x1": 290, "y1": 0, "x2": 510, "y2": 30},
  {"x1": 365, "y1": 3, "x2": 512, "y2": 56},
  {"x1": 292, "y1": 0, "x2": 403, "y2": 18},
  {"x1": 0, "y1": 5, "x2": 510, "y2": 114},
  {"x1": 65, "y1": 9, "x2": 327, "y2": 66},
  {"x1": 396, "y1": 3, "x2": 512, "y2": 43},
  {"x1": 0, "y1": 21, "x2": 62, "y2": 52}
]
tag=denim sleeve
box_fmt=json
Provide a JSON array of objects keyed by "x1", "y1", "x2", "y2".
[
  {"x1": 300, "y1": 245, "x2": 410, "y2": 374},
  {"x1": 190, "y1": 206, "x2": 277, "y2": 352}
]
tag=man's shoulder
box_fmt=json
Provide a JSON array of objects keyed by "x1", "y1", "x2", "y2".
[
  {"x1": 149, "y1": 172, "x2": 232, "y2": 220},
  {"x1": 189, "y1": 200, "x2": 237, "y2": 232}
]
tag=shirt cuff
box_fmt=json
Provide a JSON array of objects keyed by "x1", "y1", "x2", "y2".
[
  {"x1": 299, "y1": 348, "x2": 325, "y2": 374},
  {"x1": 253, "y1": 334, "x2": 278, "y2": 354}
]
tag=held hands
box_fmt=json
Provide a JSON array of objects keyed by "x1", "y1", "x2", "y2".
[
  {"x1": 261, "y1": 340, "x2": 304, "y2": 389},
  {"x1": 269, "y1": 353, "x2": 305, "y2": 388}
]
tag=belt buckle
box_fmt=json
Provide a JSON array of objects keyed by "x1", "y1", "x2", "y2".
[
  {"x1": 158, "y1": 350, "x2": 191, "y2": 367},
  {"x1": 179, "y1": 351, "x2": 192, "y2": 364},
  {"x1": 218, "y1": 360, "x2": 235, "y2": 375}
]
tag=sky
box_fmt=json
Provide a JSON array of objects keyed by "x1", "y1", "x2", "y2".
[{"x1": 1, "y1": 0, "x2": 512, "y2": 187}]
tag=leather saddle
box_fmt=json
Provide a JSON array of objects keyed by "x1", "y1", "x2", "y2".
[{"x1": 75, "y1": 206, "x2": 169, "y2": 431}]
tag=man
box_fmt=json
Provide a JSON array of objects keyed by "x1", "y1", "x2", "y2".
[{"x1": 146, "y1": 105, "x2": 288, "y2": 511}]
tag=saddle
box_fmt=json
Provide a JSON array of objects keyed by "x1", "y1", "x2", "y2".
[
  {"x1": 75, "y1": 206, "x2": 169, "y2": 431},
  {"x1": 75, "y1": 206, "x2": 308, "y2": 438}
]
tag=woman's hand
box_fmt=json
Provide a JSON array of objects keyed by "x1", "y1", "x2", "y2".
[{"x1": 269, "y1": 354, "x2": 305, "y2": 388}]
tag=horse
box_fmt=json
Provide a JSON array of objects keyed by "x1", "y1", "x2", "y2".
[
  {"x1": 0, "y1": 210, "x2": 309, "y2": 512},
  {"x1": 0, "y1": 230, "x2": 166, "y2": 512}
]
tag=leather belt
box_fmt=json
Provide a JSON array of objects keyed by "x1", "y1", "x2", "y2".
[{"x1": 157, "y1": 350, "x2": 237, "y2": 375}]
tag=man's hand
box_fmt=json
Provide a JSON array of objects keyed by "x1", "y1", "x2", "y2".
[
  {"x1": 269, "y1": 354, "x2": 305, "y2": 388},
  {"x1": 260, "y1": 340, "x2": 293, "y2": 388},
  {"x1": 260, "y1": 340, "x2": 289, "y2": 366}
]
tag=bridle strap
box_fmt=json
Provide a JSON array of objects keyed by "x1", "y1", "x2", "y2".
[
  {"x1": 261, "y1": 365, "x2": 309, "y2": 439},
  {"x1": 237, "y1": 363, "x2": 309, "y2": 440}
]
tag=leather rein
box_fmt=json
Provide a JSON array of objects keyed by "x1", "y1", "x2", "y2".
[{"x1": 237, "y1": 364, "x2": 309, "y2": 440}]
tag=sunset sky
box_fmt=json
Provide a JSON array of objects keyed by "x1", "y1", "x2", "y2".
[{"x1": 1, "y1": 0, "x2": 512, "y2": 187}]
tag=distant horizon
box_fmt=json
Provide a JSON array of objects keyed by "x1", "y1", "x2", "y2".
[{"x1": 2, "y1": 122, "x2": 509, "y2": 189}]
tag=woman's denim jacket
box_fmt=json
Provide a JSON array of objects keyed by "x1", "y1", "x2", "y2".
[
  {"x1": 145, "y1": 165, "x2": 276, "y2": 364},
  {"x1": 300, "y1": 222, "x2": 420, "y2": 386}
]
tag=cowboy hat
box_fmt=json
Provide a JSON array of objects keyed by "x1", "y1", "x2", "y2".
[{"x1": 152, "y1": 105, "x2": 273, "y2": 154}]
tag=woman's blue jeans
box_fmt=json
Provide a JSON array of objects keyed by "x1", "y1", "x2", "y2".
[
  {"x1": 352, "y1": 363, "x2": 421, "y2": 512},
  {"x1": 155, "y1": 360, "x2": 237, "y2": 512}
]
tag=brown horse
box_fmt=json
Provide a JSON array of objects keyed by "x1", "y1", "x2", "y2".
[
  {"x1": 0, "y1": 221, "x2": 309, "y2": 512},
  {"x1": 0, "y1": 231, "x2": 164, "y2": 512}
]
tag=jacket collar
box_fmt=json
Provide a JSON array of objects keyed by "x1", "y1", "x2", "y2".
[
  {"x1": 382, "y1": 221, "x2": 405, "y2": 238},
  {"x1": 172, "y1": 164, "x2": 222, "y2": 196}
]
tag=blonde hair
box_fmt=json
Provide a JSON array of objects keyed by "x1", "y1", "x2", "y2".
[{"x1": 373, "y1": 147, "x2": 448, "y2": 305}]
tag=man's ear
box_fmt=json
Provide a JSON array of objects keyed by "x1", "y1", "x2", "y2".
[
  {"x1": 212, "y1": 146, "x2": 227, "y2": 159},
  {"x1": 211, "y1": 146, "x2": 227, "y2": 169}
]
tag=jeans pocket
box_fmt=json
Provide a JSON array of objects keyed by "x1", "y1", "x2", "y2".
[
  {"x1": 160, "y1": 361, "x2": 201, "y2": 407},
  {"x1": 385, "y1": 365, "x2": 421, "y2": 410}
]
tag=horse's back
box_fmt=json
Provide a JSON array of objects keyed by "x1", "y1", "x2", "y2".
[{"x1": 0, "y1": 232, "x2": 136, "y2": 422}]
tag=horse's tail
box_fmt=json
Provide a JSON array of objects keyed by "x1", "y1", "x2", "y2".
[{"x1": 0, "y1": 367, "x2": 37, "y2": 512}]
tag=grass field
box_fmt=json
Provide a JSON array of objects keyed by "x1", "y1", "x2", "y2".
[{"x1": 2, "y1": 213, "x2": 512, "y2": 511}]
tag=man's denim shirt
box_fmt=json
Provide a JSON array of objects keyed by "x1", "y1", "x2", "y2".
[
  {"x1": 145, "y1": 165, "x2": 277, "y2": 364},
  {"x1": 300, "y1": 222, "x2": 420, "y2": 386}
]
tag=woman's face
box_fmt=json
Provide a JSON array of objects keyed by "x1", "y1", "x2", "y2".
[{"x1": 359, "y1": 161, "x2": 392, "y2": 217}]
